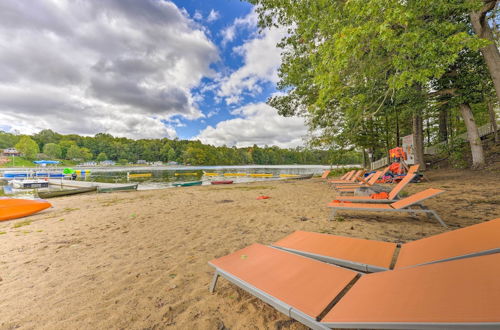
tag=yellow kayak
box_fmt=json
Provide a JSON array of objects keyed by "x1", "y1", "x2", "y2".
[
  {"x1": 203, "y1": 172, "x2": 218, "y2": 176},
  {"x1": 223, "y1": 173, "x2": 247, "y2": 176},
  {"x1": 175, "y1": 172, "x2": 199, "y2": 176},
  {"x1": 249, "y1": 173, "x2": 273, "y2": 177},
  {"x1": 128, "y1": 173, "x2": 152, "y2": 178},
  {"x1": 279, "y1": 174, "x2": 299, "y2": 178}
]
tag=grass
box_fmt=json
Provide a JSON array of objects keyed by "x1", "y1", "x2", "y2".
[
  {"x1": 12, "y1": 220, "x2": 31, "y2": 228},
  {"x1": 63, "y1": 207, "x2": 80, "y2": 212},
  {"x1": 0, "y1": 231, "x2": 6, "y2": 235},
  {"x1": 0, "y1": 156, "x2": 78, "y2": 168}
]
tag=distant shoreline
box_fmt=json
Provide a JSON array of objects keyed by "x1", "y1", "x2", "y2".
[{"x1": 0, "y1": 164, "x2": 361, "y2": 172}]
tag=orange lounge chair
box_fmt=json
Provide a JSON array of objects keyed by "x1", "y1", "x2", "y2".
[
  {"x1": 321, "y1": 170, "x2": 331, "y2": 179},
  {"x1": 329, "y1": 170, "x2": 364, "y2": 186},
  {"x1": 328, "y1": 188, "x2": 446, "y2": 227},
  {"x1": 209, "y1": 244, "x2": 500, "y2": 329},
  {"x1": 336, "y1": 173, "x2": 416, "y2": 202},
  {"x1": 335, "y1": 170, "x2": 383, "y2": 193},
  {"x1": 328, "y1": 170, "x2": 355, "y2": 184},
  {"x1": 273, "y1": 218, "x2": 500, "y2": 272}
]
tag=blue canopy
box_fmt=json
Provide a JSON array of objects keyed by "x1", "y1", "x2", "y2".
[{"x1": 33, "y1": 160, "x2": 60, "y2": 164}]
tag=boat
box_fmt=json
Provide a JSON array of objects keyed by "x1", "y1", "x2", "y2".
[
  {"x1": 97, "y1": 184, "x2": 138, "y2": 193},
  {"x1": 38, "y1": 186, "x2": 97, "y2": 199},
  {"x1": 11, "y1": 179, "x2": 49, "y2": 189},
  {"x1": 0, "y1": 198, "x2": 51, "y2": 221},
  {"x1": 223, "y1": 173, "x2": 247, "y2": 176},
  {"x1": 127, "y1": 173, "x2": 152, "y2": 178},
  {"x1": 249, "y1": 173, "x2": 274, "y2": 177},
  {"x1": 203, "y1": 172, "x2": 218, "y2": 176},
  {"x1": 172, "y1": 181, "x2": 203, "y2": 187},
  {"x1": 175, "y1": 172, "x2": 199, "y2": 176},
  {"x1": 279, "y1": 174, "x2": 300, "y2": 178},
  {"x1": 288, "y1": 173, "x2": 314, "y2": 180},
  {"x1": 210, "y1": 180, "x2": 233, "y2": 185}
]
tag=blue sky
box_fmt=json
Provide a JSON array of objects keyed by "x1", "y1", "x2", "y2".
[{"x1": 0, "y1": 0, "x2": 308, "y2": 148}]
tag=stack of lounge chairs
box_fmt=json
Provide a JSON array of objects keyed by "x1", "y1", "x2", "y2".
[{"x1": 209, "y1": 218, "x2": 500, "y2": 329}]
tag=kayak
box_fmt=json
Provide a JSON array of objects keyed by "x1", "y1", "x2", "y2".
[
  {"x1": 203, "y1": 172, "x2": 218, "y2": 176},
  {"x1": 38, "y1": 186, "x2": 97, "y2": 199},
  {"x1": 127, "y1": 173, "x2": 152, "y2": 178},
  {"x1": 175, "y1": 173, "x2": 199, "y2": 176},
  {"x1": 279, "y1": 174, "x2": 300, "y2": 178},
  {"x1": 223, "y1": 173, "x2": 247, "y2": 176},
  {"x1": 172, "y1": 181, "x2": 203, "y2": 187},
  {"x1": 0, "y1": 198, "x2": 51, "y2": 221},
  {"x1": 249, "y1": 173, "x2": 273, "y2": 177},
  {"x1": 210, "y1": 180, "x2": 233, "y2": 185}
]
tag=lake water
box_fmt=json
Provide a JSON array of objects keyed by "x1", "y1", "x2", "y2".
[{"x1": 1, "y1": 164, "x2": 357, "y2": 196}]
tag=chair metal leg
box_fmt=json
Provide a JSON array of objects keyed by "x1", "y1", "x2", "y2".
[{"x1": 209, "y1": 271, "x2": 219, "y2": 293}]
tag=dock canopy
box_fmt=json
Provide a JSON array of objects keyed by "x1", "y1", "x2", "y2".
[{"x1": 33, "y1": 160, "x2": 60, "y2": 165}]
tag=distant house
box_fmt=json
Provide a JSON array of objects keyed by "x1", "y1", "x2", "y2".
[
  {"x1": 2, "y1": 148, "x2": 21, "y2": 156},
  {"x1": 136, "y1": 160, "x2": 147, "y2": 164},
  {"x1": 152, "y1": 161, "x2": 163, "y2": 166},
  {"x1": 167, "y1": 161, "x2": 178, "y2": 165},
  {"x1": 80, "y1": 161, "x2": 97, "y2": 166},
  {"x1": 100, "y1": 160, "x2": 116, "y2": 166}
]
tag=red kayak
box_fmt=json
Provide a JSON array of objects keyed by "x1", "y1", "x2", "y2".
[{"x1": 210, "y1": 180, "x2": 233, "y2": 185}]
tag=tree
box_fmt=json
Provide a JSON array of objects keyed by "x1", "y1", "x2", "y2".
[
  {"x1": 15, "y1": 136, "x2": 39, "y2": 159},
  {"x1": 96, "y1": 152, "x2": 108, "y2": 162},
  {"x1": 250, "y1": 0, "x2": 494, "y2": 169},
  {"x1": 43, "y1": 143, "x2": 62, "y2": 159},
  {"x1": 66, "y1": 145, "x2": 82, "y2": 160},
  {"x1": 80, "y1": 148, "x2": 93, "y2": 161},
  {"x1": 470, "y1": 0, "x2": 500, "y2": 102}
]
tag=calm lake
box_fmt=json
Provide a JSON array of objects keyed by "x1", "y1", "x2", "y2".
[{"x1": 1, "y1": 165, "x2": 357, "y2": 196}]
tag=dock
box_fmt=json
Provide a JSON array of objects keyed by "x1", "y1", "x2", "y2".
[{"x1": 48, "y1": 179, "x2": 138, "y2": 192}]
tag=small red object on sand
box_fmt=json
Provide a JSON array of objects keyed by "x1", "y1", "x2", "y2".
[
  {"x1": 257, "y1": 196, "x2": 270, "y2": 200},
  {"x1": 331, "y1": 200, "x2": 352, "y2": 203}
]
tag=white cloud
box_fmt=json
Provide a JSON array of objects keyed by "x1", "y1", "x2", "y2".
[
  {"x1": 220, "y1": 9, "x2": 258, "y2": 46},
  {"x1": 196, "y1": 103, "x2": 307, "y2": 148},
  {"x1": 207, "y1": 9, "x2": 220, "y2": 22},
  {"x1": 193, "y1": 10, "x2": 203, "y2": 20},
  {"x1": 0, "y1": 0, "x2": 219, "y2": 138},
  {"x1": 217, "y1": 10, "x2": 285, "y2": 105}
]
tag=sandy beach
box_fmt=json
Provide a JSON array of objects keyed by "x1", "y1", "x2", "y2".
[{"x1": 0, "y1": 169, "x2": 499, "y2": 330}]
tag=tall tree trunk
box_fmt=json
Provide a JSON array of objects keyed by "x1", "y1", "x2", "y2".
[
  {"x1": 487, "y1": 102, "x2": 499, "y2": 143},
  {"x1": 395, "y1": 106, "x2": 400, "y2": 146},
  {"x1": 459, "y1": 103, "x2": 485, "y2": 168},
  {"x1": 438, "y1": 108, "x2": 448, "y2": 142},
  {"x1": 470, "y1": 1, "x2": 500, "y2": 103},
  {"x1": 412, "y1": 112, "x2": 426, "y2": 170}
]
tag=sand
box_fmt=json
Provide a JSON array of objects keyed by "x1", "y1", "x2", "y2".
[{"x1": 0, "y1": 168, "x2": 499, "y2": 330}]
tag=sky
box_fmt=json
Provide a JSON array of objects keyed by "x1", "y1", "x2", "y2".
[{"x1": 0, "y1": 0, "x2": 308, "y2": 148}]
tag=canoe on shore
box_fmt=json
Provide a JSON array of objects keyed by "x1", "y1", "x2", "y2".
[
  {"x1": 249, "y1": 173, "x2": 273, "y2": 177},
  {"x1": 172, "y1": 181, "x2": 203, "y2": 187},
  {"x1": 210, "y1": 180, "x2": 233, "y2": 185},
  {"x1": 38, "y1": 186, "x2": 97, "y2": 199},
  {"x1": 279, "y1": 174, "x2": 300, "y2": 178},
  {"x1": 97, "y1": 184, "x2": 138, "y2": 193},
  {"x1": 203, "y1": 172, "x2": 218, "y2": 176},
  {"x1": 0, "y1": 198, "x2": 51, "y2": 221},
  {"x1": 127, "y1": 173, "x2": 152, "y2": 178}
]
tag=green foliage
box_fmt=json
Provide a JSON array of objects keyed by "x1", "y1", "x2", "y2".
[
  {"x1": 0, "y1": 130, "x2": 342, "y2": 166},
  {"x1": 15, "y1": 136, "x2": 39, "y2": 159},
  {"x1": 43, "y1": 143, "x2": 62, "y2": 159},
  {"x1": 96, "y1": 152, "x2": 108, "y2": 162},
  {"x1": 248, "y1": 0, "x2": 495, "y2": 168}
]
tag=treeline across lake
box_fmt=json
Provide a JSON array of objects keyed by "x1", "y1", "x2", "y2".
[{"x1": 0, "y1": 130, "x2": 362, "y2": 166}]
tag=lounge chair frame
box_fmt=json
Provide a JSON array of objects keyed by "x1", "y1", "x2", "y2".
[
  {"x1": 209, "y1": 267, "x2": 332, "y2": 330},
  {"x1": 329, "y1": 189, "x2": 447, "y2": 227},
  {"x1": 330, "y1": 203, "x2": 447, "y2": 228}
]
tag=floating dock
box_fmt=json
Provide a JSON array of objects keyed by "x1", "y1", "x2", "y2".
[{"x1": 48, "y1": 179, "x2": 138, "y2": 192}]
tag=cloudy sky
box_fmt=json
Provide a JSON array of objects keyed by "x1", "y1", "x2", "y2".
[{"x1": 0, "y1": 0, "x2": 308, "y2": 148}]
